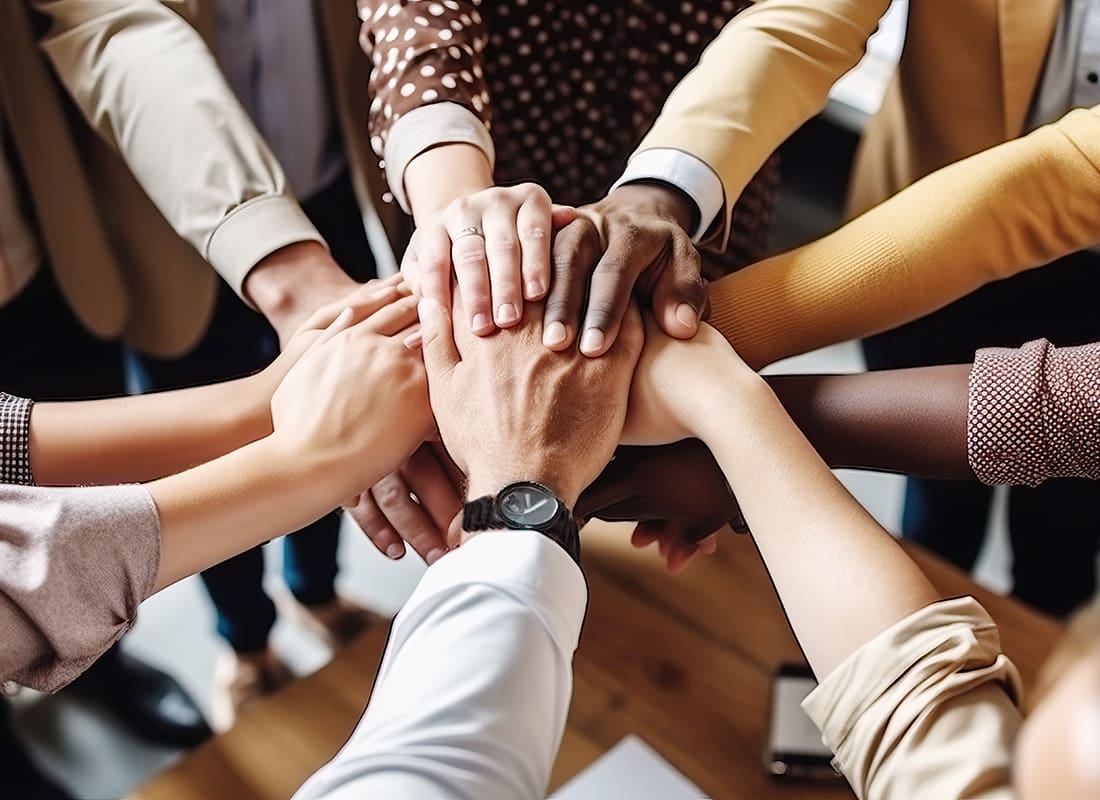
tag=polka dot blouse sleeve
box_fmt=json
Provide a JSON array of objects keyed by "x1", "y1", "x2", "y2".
[
  {"x1": 0, "y1": 393, "x2": 33, "y2": 486},
  {"x1": 968, "y1": 339, "x2": 1100, "y2": 487},
  {"x1": 358, "y1": 0, "x2": 494, "y2": 212}
]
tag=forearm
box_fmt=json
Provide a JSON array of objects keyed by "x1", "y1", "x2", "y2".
[
  {"x1": 634, "y1": 0, "x2": 888, "y2": 245},
  {"x1": 404, "y1": 143, "x2": 495, "y2": 223},
  {"x1": 293, "y1": 531, "x2": 585, "y2": 800},
  {"x1": 767, "y1": 366, "x2": 972, "y2": 479},
  {"x1": 697, "y1": 360, "x2": 939, "y2": 678},
  {"x1": 710, "y1": 108, "x2": 1100, "y2": 370},
  {"x1": 35, "y1": 0, "x2": 322, "y2": 293},
  {"x1": 147, "y1": 436, "x2": 346, "y2": 592},
  {"x1": 29, "y1": 377, "x2": 270, "y2": 486}
]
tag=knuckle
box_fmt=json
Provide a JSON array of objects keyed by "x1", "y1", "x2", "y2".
[
  {"x1": 486, "y1": 237, "x2": 520, "y2": 257},
  {"x1": 519, "y1": 225, "x2": 548, "y2": 241}
]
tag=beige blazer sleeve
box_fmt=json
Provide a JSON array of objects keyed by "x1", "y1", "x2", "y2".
[
  {"x1": 803, "y1": 597, "x2": 1022, "y2": 800},
  {"x1": 631, "y1": 0, "x2": 890, "y2": 248},
  {"x1": 0, "y1": 484, "x2": 160, "y2": 693},
  {"x1": 31, "y1": 0, "x2": 324, "y2": 298}
]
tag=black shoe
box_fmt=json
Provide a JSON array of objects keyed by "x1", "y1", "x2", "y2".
[
  {"x1": 68, "y1": 643, "x2": 212, "y2": 748},
  {"x1": 0, "y1": 700, "x2": 71, "y2": 800}
]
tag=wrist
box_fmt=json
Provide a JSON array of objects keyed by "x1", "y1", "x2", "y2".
[
  {"x1": 609, "y1": 182, "x2": 696, "y2": 233},
  {"x1": 243, "y1": 241, "x2": 356, "y2": 337},
  {"x1": 405, "y1": 143, "x2": 494, "y2": 223},
  {"x1": 465, "y1": 470, "x2": 581, "y2": 512}
]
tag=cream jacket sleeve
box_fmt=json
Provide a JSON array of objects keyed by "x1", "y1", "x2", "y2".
[
  {"x1": 31, "y1": 0, "x2": 324, "y2": 297},
  {"x1": 803, "y1": 597, "x2": 1022, "y2": 800},
  {"x1": 630, "y1": 0, "x2": 890, "y2": 248}
]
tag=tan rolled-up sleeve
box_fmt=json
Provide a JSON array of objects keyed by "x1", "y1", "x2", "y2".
[
  {"x1": 803, "y1": 597, "x2": 1021, "y2": 800},
  {"x1": 32, "y1": 0, "x2": 324, "y2": 298},
  {"x1": 0, "y1": 484, "x2": 160, "y2": 692}
]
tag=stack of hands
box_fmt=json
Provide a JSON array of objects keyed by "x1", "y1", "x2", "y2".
[{"x1": 254, "y1": 180, "x2": 743, "y2": 571}]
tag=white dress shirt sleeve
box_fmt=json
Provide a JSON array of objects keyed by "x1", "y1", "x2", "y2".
[
  {"x1": 609, "y1": 148, "x2": 726, "y2": 243},
  {"x1": 292, "y1": 529, "x2": 587, "y2": 800}
]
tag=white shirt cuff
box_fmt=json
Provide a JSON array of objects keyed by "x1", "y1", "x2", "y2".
[
  {"x1": 383, "y1": 103, "x2": 496, "y2": 214},
  {"x1": 412, "y1": 529, "x2": 588, "y2": 653},
  {"x1": 610, "y1": 148, "x2": 725, "y2": 243}
]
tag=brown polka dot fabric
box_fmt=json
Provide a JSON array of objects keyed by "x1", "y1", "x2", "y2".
[
  {"x1": 358, "y1": 0, "x2": 777, "y2": 270},
  {"x1": 968, "y1": 339, "x2": 1100, "y2": 487}
]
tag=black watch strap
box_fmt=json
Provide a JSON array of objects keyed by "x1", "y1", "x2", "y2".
[{"x1": 463, "y1": 492, "x2": 581, "y2": 564}]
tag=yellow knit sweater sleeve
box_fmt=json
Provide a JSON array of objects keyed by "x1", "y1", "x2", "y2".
[{"x1": 710, "y1": 107, "x2": 1100, "y2": 370}]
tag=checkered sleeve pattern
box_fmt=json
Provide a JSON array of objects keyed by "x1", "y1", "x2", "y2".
[
  {"x1": 0, "y1": 392, "x2": 33, "y2": 485},
  {"x1": 968, "y1": 339, "x2": 1100, "y2": 487}
]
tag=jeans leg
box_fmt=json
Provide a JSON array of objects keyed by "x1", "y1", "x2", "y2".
[
  {"x1": 283, "y1": 511, "x2": 342, "y2": 607},
  {"x1": 900, "y1": 478, "x2": 993, "y2": 571},
  {"x1": 1008, "y1": 479, "x2": 1100, "y2": 618},
  {"x1": 197, "y1": 545, "x2": 275, "y2": 653}
]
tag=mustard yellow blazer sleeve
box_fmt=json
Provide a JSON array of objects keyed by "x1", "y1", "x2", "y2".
[
  {"x1": 633, "y1": 0, "x2": 889, "y2": 248},
  {"x1": 31, "y1": 0, "x2": 324, "y2": 298},
  {"x1": 711, "y1": 107, "x2": 1100, "y2": 370}
]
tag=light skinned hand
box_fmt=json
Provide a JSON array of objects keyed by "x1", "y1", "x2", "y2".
[
  {"x1": 621, "y1": 317, "x2": 749, "y2": 446},
  {"x1": 400, "y1": 183, "x2": 576, "y2": 335},
  {"x1": 418, "y1": 291, "x2": 645, "y2": 546},
  {"x1": 545, "y1": 183, "x2": 706, "y2": 357},
  {"x1": 269, "y1": 290, "x2": 434, "y2": 504}
]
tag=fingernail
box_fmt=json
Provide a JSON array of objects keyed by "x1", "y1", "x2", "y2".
[
  {"x1": 526, "y1": 279, "x2": 545, "y2": 299},
  {"x1": 580, "y1": 328, "x2": 605, "y2": 355},
  {"x1": 543, "y1": 320, "x2": 567, "y2": 347},
  {"x1": 386, "y1": 542, "x2": 404, "y2": 559},
  {"x1": 426, "y1": 547, "x2": 446, "y2": 565},
  {"x1": 332, "y1": 307, "x2": 353, "y2": 328},
  {"x1": 472, "y1": 312, "x2": 492, "y2": 333},
  {"x1": 403, "y1": 332, "x2": 423, "y2": 350},
  {"x1": 496, "y1": 302, "x2": 519, "y2": 325},
  {"x1": 675, "y1": 303, "x2": 699, "y2": 330}
]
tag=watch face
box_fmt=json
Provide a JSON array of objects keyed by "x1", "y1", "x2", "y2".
[{"x1": 498, "y1": 483, "x2": 560, "y2": 528}]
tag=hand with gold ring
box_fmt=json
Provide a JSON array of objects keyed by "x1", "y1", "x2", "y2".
[{"x1": 399, "y1": 183, "x2": 576, "y2": 336}]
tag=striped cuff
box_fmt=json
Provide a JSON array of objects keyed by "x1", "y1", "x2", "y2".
[{"x1": 0, "y1": 392, "x2": 34, "y2": 485}]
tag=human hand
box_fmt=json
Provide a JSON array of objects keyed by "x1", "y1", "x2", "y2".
[
  {"x1": 344, "y1": 442, "x2": 464, "y2": 566},
  {"x1": 242, "y1": 276, "x2": 412, "y2": 432},
  {"x1": 621, "y1": 317, "x2": 751, "y2": 446},
  {"x1": 243, "y1": 241, "x2": 366, "y2": 347},
  {"x1": 400, "y1": 183, "x2": 576, "y2": 336},
  {"x1": 269, "y1": 290, "x2": 433, "y2": 505},
  {"x1": 545, "y1": 183, "x2": 705, "y2": 356},
  {"x1": 577, "y1": 439, "x2": 746, "y2": 573},
  {"x1": 419, "y1": 292, "x2": 644, "y2": 543}
]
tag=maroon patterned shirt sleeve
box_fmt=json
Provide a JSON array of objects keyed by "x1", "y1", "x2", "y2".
[
  {"x1": 968, "y1": 339, "x2": 1100, "y2": 486},
  {"x1": 357, "y1": 0, "x2": 491, "y2": 158}
]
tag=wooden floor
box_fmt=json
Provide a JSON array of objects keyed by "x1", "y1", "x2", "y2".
[{"x1": 134, "y1": 523, "x2": 1061, "y2": 800}]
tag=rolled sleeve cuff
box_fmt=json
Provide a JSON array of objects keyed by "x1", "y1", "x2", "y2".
[
  {"x1": 611, "y1": 148, "x2": 725, "y2": 243},
  {"x1": 410, "y1": 529, "x2": 587, "y2": 653},
  {"x1": 204, "y1": 194, "x2": 326, "y2": 305},
  {"x1": 383, "y1": 103, "x2": 496, "y2": 214},
  {"x1": 802, "y1": 597, "x2": 1021, "y2": 797}
]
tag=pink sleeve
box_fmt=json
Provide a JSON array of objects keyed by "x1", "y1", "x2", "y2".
[
  {"x1": 968, "y1": 338, "x2": 1100, "y2": 486},
  {"x1": 0, "y1": 484, "x2": 160, "y2": 692}
]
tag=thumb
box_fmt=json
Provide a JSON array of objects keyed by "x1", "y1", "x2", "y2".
[{"x1": 418, "y1": 296, "x2": 460, "y2": 376}]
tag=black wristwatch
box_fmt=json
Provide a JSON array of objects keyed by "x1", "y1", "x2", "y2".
[{"x1": 463, "y1": 481, "x2": 581, "y2": 564}]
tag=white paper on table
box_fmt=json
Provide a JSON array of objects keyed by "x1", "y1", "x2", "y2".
[{"x1": 550, "y1": 735, "x2": 709, "y2": 800}]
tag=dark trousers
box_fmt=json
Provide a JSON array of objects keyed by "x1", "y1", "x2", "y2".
[
  {"x1": 863, "y1": 249, "x2": 1100, "y2": 617},
  {"x1": 130, "y1": 171, "x2": 377, "y2": 652}
]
